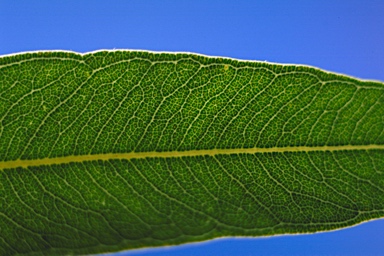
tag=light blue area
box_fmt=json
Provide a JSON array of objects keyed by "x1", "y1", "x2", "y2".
[
  {"x1": 2, "y1": 1, "x2": 383, "y2": 81},
  {"x1": 115, "y1": 219, "x2": 384, "y2": 256},
  {"x1": 1, "y1": 1, "x2": 383, "y2": 255}
]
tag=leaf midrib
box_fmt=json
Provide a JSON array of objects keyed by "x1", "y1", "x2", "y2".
[{"x1": 1, "y1": 144, "x2": 384, "y2": 170}]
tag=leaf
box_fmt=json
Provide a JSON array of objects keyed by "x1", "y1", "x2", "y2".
[{"x1": 1, "y1": 50, "x2": 384, "y2": 255}]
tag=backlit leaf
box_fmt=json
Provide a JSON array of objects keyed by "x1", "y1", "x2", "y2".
[{"x1": 1, "y1": 50, "x2": 384, "y2": 255}]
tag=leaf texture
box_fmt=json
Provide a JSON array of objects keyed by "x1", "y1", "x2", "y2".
[{"x1": 0, "y1": 51, "x2": 384, "y2": 255}]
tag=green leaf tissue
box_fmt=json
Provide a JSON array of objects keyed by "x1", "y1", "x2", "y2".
[{"x1": 1, "y1": 50, "x2": 384, "y2": 255}]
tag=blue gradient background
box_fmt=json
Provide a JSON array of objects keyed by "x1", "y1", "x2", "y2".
[{"x1": 1, "y1": 1, "x2": 383, "y2": 255}]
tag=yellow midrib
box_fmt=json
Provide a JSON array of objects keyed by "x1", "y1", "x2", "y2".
[{"x1": 1, "y1": 144, "x2": 384, "y2": 169}]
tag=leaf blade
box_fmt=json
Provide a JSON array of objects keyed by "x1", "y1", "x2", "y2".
[{"x1": 1, "y1": 50, "x2": 384, "y2": 255}]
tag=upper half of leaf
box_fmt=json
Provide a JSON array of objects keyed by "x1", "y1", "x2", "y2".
[{"x1": 1, "y1": 51, "x2": 384, "y2": 162}]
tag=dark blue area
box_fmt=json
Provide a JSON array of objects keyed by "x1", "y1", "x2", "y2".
[{"x1": 1, "y1": 1, "x2": 383, "y2": 255}]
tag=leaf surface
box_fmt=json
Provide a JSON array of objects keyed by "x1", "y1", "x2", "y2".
[{"x1": 1, "y1": 51, "x2": 384, "y2": 255}]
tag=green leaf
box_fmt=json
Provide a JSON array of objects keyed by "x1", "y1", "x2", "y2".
[{"x1": 1, "y1": 50, "x2": 384, "y2": 255}]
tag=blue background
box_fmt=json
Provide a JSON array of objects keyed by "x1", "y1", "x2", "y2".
[{"x1": 1, "y1": 1, "x2": 383, "y2": 255}]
